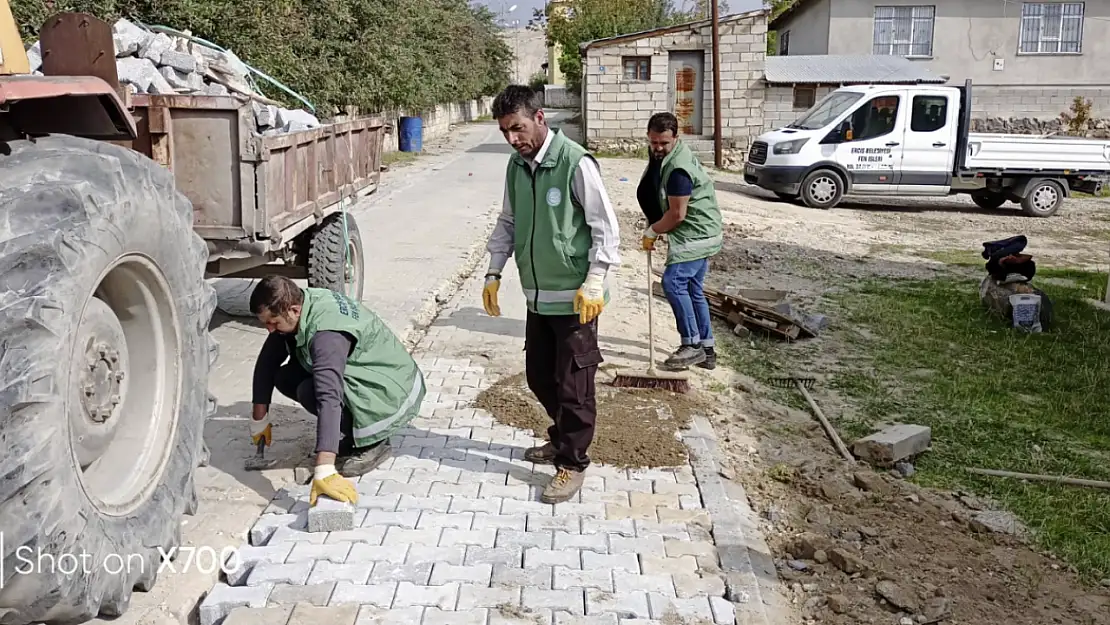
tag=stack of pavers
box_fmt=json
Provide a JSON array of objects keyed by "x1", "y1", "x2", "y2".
[{"x1": 24, "y1": 18, "x2": 321, "y2": 135}]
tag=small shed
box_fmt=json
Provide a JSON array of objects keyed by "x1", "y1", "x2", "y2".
[
  {"x1": 579, "y1": 9, "x2": 769, "y2": 165},
  {"x1": 762, "y1": 54, "x2": 949, "y2": 130}
]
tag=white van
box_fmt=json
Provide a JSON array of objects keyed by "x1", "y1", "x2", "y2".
[{"x1": 743, "y1": 79, "x2": 1110, "y2": 217}]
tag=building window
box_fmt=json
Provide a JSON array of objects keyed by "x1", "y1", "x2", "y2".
[
  {"x1": 792, "y1": 86, "x2": 816, "y2": 109},
  {"x1": 872, "y1": 5, "x2": 935, "y2": 57},
  {"x1": 622, "y1": 56, "x2": 650, "y2": 81},
  {"x1": 1020, "y1": 2, "x2": 1084, "y2": 54},
  {"x1": 779, "y1": 30, "x2": 790, "y2": 55},
  {"x1": 910, "y1": 95, "x2": 948, "y2": 132}
]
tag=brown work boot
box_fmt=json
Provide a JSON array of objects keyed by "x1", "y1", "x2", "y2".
[
  {"x1": 541, "y1": 467, "x2": 585, "y2": 504},
  {"x1": 524, "y1": 442, "x2": 556, "y2": 465}
]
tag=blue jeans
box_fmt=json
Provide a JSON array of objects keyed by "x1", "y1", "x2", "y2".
[{"x1": 661, "y1": 258, "x2": 713, "y2": 348}]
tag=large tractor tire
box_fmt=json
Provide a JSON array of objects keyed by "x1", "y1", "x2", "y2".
[
  {"x1": 0, "y1": 135, "x2": 217, "y2": 624},
  {"x1": 307, "y1": 212, "x2": 365, "y2": 301}
]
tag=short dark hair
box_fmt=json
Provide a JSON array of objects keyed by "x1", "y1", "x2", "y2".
[
  {"x1": 647, "y1": 112, "x2": 679, "y2": 136},
  {"x1": 492, "y1": 85, "x2": 542, "y2": 119},
  {"x1": 249, "y1": 275, "x2": 304, "y2": 315}
]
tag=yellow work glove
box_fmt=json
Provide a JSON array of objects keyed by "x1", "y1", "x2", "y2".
[
  {"x1": 482, "y1": 274, "x2": 501, "y2": 317},
  {"x1": 642, "y1": 225, "x2": 659, "y2": 251},
  {"x1": 573, "y1": 273, "x2": 606, "y2": 325},
  {"x1": 249, "y1": 413, "x2": 272, "y2": 446},
  {"x1": 309, "y1": 464, "x2": 359, "y2": 506}
]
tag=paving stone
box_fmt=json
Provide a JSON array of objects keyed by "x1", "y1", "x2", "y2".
[
  {"x1": 457, "y1": 584, "x2": 523, "y2": 609},
  {"x1": 582, "y1": 519, "x2": 635, "y2": 536},
  {"x1": 398, "y1": 495, "x2": 452, "y2": 512},
  {"x1": 501, "y1": 499, "x2": 554, "y2": 516},
  {"x1": 640, "y1": 555, "x2": 699, "y2": 576},
  {"x1": 225, "y1": 544, "x2": 294, "y2": 585},
  {"x1": 527, "y1": 514, "x2": 581, "y2": 533},
  {"x1": 429, "y1": 562, "x2": 493, "y2": 585},
  {"x1": 347, "y1": 542, "x2": 410, "y2": 564},
  {"x1": 198, "y1": 583, "x2": 274, "y2": 625},
  {"x1": 441, "y1": 528, "x2": 498, "y2": 548},
  {"x1": 708, "y1": 596, "x2": 735, "y2": 624},
  {"x1": 498, "y1": 529, "x2": 553, "y2": 550},
  {"x1": 554, "y1": 612, "x2": 620, "y2": 625},
  {"x1": 370, "y1": 561, "x2": 433, "y2": 584},
  {"x1": 246, "y1": 561, "x2": 313, "y2": 586},
  {"x1": 634, "y1": 521, "x2": 690, "y2": 540},
  {"x1": 417, "y1": 511, "x2": 474, "y2": 530},
  {"x1": 423, "y1": 607, "x2": 489, "y2": 625},
  {"x1": 465, "y1": 546, "x2": 523, "y2": 567},
  {"x1": 356, "y1": 494, "x2": 403, "y2": 511},
  {"x1": 450, "y1": 496, "x2": 503, "y2": 514},
  {"x1": 525, "y1": 548, "x2": 581, "y2": 569},
  {"x1": 646, "y1": 594, "x2": 713, "y2": 622},
  {"x1": 325, "y1": 527, "x2": 388, "y2": 544},
  {"x1": 587, "y1": 589, "x2": 651, "y2": 619},
  {"x1": 553, "y1": 566, "x2": 614, "y2": 591},
  {"x1": 328, "y1": 581, "x2": 398, "y2": 608},
  {"x1": 307, "y1": 560, "x2": 374, "y2": 585},
  {"x1": 361, "y1": 509, "x2": 420, "y2": 528},
  {"x1": 493, "y1": 563, "x2": 553, "y2": 589},
  {"x1": 250, "y1": 513, "x2": 305, "y2": 545},
  {"x1": 662, "y1": 539, "x2": 717, "y2": 561},
  {"x1": 392, "y1": 581, "x2": 460, "y2": 609},
  {"x1": 672, "y1": 573, "x2": 726, "y2": 599},
  {"x1": 490, "y1": 608, "x2": 554, "y2": 625},
  {"x1": 287, "y1": 542, "x2": 352, "y2": 564},
  {"x1": 480, "y1": 483, "x2": 531, "y2": 500},
  {"x1": 657, "y1": 509, "x2": 711, "y2": 527},
  {"x1": 651, "y1": 481, "x2": 700, "y2": 497},
  {"x1": 614, "y1": 570, "x2": 675, "y2": 596},
  {"x1": 219, "y1": 605, "x2": 293, "y2": 625},
  {"x1": 581, "y1": 551, "x2": 639, "y2": 574},
  {"x1": 406, "y1": 545, "x2": 466, "y2": 565},
  {"x1": 605, "y1": 504, "x2": 658, "y2": 522},
  {"x1": 522, "y1": 588, "x2": 586, "y2": 615},
  {"x1": 268, "y1": 582, "x2": 335, "y2": 606},
  {"x1": 609, "y1": 536, "x2": 666, "y2": 556},
  {"x1": 354, "y1": 606, "x2": 425, "y2": 624},
  {"x1": 474, "y1": 513, "x2": 526, "y2": 531},
  {"x1": 555, "y1": 502, "x2": 607, "y2": 519},
  {"x1": 553, "y1": 531, "x2": 608, "y2": 553},
  {"x1": 267, "y1": 525, "x2": 327, "y2": 546},
  {"x1": 378, "y1": 480, "x2": 433, "y2": 497},
  {"x1": 286, "y1": 603, "x2": 360, "y2": 625},
  {"x1": 309, "y1": 496, "x2": 357, "y2": 532}
]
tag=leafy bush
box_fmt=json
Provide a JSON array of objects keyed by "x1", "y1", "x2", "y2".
[
  {"x1": 11, "y1": 0, "x2": 513, "y2": 114},
  {"x1": 528, "y1": 70, "x2": 547, "y2": 90}
]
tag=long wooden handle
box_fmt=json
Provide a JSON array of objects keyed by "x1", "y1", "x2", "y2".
[
  {"x1": 966, "y1": 467, "x2": 1110, "y2": 490},
  {"x1": 796, "y1": 381, "x2": 854, "y2": 462},
  {"x1": 646, "y1": 249, "x2": 656, "y2": 374}
]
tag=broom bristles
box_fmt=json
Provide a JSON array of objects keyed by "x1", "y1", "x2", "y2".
[{"x1": 612, "y1": 373, "x2": 690, "y2": 393}]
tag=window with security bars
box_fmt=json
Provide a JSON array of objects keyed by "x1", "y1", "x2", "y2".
[
  {"x1": 872, "y1": 5, "x2": 935, "y2": 57},
  {"x1": 1020, "y1": 2, "x2": 1084, "y2": 53}
]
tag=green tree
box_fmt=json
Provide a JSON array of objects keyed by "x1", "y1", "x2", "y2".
[
  {"x1": 765, "y1": 0, "x2": 792, "y2": 55},
  {"x1": 545, "y1": 0, "x2": 687, "y2": 91}
]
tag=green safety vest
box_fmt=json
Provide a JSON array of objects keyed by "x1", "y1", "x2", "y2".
[
  {"x1": 294, "y1": 287, "x2": 425, "y2": 447},
  {"x1": 506, "y1": 128, "x2": 608, "y2": 316},
  {"x1": 657, "y1": 139, "x2": 723, "y2": 265}
]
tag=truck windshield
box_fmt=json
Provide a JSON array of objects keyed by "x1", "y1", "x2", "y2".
[{"x1": 789, "y1": 92, "x2": 864, "y2": 130}]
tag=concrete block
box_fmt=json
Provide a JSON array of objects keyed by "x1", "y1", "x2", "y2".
[
  {"x1": 112, "y1": 19, "x2": 152, "y2": 57},
  {"x1": 207, "y1": 83, "x2": 231, "y2": 96},
  {"x1": 116, "y1": 57, "x2": 160, "y2": 93},
  {"x1": 276, "y1": 107, "x2": 321, "y2": 129},
  {"x1": 309, "y1": 496, "x2": 356, "y2": 532},
  {"x1": 160, "y1": 49, "x2": 197, "y2": 73},
  {"x1": 160, "y1": 66, "x2": 192, "y2": 90},
  {"x1": 287, "y1": 603, "x2": 360, "y2": 625},
  {"x1": 147, "y1": 67, "x2": 176, "y2": 95},
  {"x1": 852, "y1": 424, "x2": 932, "y2": 465},
  {"x1": 253, "y1": 102, "x2": 277, "y2": 128},
  {"x1": 187, "y1": 71, "x2": 206, "y2": 91},
  {"x1": 198, "y1": 583, "x2": 274, "y2": 625},
  {"x1": 220, "y1": 605, "x2": 293, "y2": 625},
  {"x1": 139, "y1": 32, "x2": 173, "y2": 64}
]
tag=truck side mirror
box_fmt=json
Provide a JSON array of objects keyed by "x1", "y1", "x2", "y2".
[{"x1": 841, "y1": 121, "x2": 853, "y2": 141}]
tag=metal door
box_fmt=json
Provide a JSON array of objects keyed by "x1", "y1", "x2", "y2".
[{"x1": 668, "y1": 51, "x2": 704, "y2": 135}]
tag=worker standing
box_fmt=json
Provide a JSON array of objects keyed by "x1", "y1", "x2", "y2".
[
  {"x1": 481, "y1": 85, "x2": 621, "y2": 504},
  {"x1": 639, "y1": 112, "x2": 723, "y2": 371},
  {"x1": 248, "y1": 276, "x2": 426, "y2": 505}
]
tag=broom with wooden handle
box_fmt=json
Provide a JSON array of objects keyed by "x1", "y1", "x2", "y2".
[{"x1": 612, "y1": 248, "x2": 690, "y2": 393}]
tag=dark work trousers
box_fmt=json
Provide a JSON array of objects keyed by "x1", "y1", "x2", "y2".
[
  {"x1": 524, "y1": 311, "x2": 604, "y2": 471},
  {"x1": 273, "y1": 359, "x2": 357, "y2": 454}
]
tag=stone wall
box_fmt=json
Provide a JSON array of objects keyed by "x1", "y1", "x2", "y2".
[
  {"x1": 381, "y1": 97, "x2": 493, "y2": 152},
  {"x1": 969, "y1": 86, "x2": 1110, "y2": 136},
  {"x1": 544, "y1": 84, "x2": 581, "y2": 109},
  {"x1": 582, "y1": 13, "x2": 768, "y2": 157}
]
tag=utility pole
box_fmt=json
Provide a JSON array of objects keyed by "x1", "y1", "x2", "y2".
[{"x1": 710, "y1": 0, "x2": 723, "y2": 168}]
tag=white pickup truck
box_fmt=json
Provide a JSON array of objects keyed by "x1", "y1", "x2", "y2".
[{"x1": 743, "y1": 80, "x2": 1110, "y2": 217}]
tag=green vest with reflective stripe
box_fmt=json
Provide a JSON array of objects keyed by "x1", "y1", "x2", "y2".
[
  {"x1": 659, "y1": 140, "x2": 723, "y2": 266},
  {"x1": 294, "y1": 287, "x2": 425, "y2": 447},
  {"x1": 507, "y1": 129, "x2": 608, "y2": 315}
]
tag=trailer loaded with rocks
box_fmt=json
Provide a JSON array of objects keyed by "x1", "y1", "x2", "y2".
[{"x1": 0, "y1": 10, "x2": 379, "y2": 623}]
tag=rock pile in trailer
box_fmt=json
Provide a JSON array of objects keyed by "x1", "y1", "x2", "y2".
[{"x1": 24, "y1": 18, "x2": 321, "y2": 135}]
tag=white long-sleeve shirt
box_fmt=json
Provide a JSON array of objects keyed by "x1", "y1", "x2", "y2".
[{"x1": 485, "y1": 128, "x2": 622, "y2": 279}]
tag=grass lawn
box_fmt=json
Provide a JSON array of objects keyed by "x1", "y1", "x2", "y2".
[{"x1": 723, "y1": 268, "x2": 1110, "y2": 581}]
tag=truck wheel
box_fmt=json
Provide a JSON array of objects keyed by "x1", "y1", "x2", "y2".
[
  {"x1": 1021, "y1": 180, "x2": 1064, "y2": 217},
  {"x1": 800, "y1": 169, "x2": 844, "y2": 209},
  {"x1": 0, "y1": 136, "x2": 216, "y2": 623},
  {"x1": 308, "y1": 212, "x2": 365, "y2": 300},
  {"x1": 971, "y1": 192, "x2": 1007, "y2": 210}
]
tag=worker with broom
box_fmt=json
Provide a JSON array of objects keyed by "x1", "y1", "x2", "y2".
[
  {"x1": 481, "y1": 84, "x2": 621, "y2": 504},
  {"x1": 639, "y1": 112, "x2": 723, "y2": 371},
  {"x1": 247, "y1": 276, "x2": 426, "y2": 506}
]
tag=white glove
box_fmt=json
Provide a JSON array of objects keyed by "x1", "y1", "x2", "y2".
[
  {"x1": 249, "y1": 413, "x2": 271, "y2": 445},
  {"x1": 642, "y1": 226, "x2": 659, "y2": 251},
  {"x1": 580, "y1": 273, "x2": 604, "y2": 299}
]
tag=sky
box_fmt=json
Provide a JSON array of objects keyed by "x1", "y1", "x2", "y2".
[{"x1": 478, "y1": 0, "x2": 766, "y2": 27}]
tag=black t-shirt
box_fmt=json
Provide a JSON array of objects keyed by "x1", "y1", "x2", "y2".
[{"x1": 637, "y1": 160, "x2": 694, "y2": 225}]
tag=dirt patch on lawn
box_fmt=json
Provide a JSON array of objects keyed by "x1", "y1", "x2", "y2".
[{"x1": 474, "y1": 372, "x2": 714, "y2": 468}]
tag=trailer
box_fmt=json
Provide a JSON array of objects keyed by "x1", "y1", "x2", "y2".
[
  {"x1": 743, "y1": 79, "x2": 1110, "y2": 217},
  {"x1": 0, "y1": 9, "x2": 379, "y2": 623}
]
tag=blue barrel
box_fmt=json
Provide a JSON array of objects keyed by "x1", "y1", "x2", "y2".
[{"x1": 398, "y1": 116, "x2": 423, "y2": 152}]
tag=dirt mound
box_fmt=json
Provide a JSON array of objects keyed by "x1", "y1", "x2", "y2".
[{"x1": 474, "y1": 372, "x2": 713, "y2": 468}]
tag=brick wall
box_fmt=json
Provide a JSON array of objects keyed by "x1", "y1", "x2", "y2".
[
  {"x1": 763, "y1": 85, "x2": 835, "y2": 130},
  {"x1": 970, "y1": 86, "x2": 1110, "y2": 136},
  {"x1": 582, "y1": 13, "x2": 767, "y2": 168},
  {"x1": 382, "y1": 97, "x2": 494, "y2": 152}
]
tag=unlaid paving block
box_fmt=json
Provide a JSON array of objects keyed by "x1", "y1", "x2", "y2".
[
  {"x1": 287, "y1": 603, "x2": 359, "y2": 625},
  {"x1": 309, "y1": 496, "x2": 356, "y2": 532},
  {"x1": 225, "y1": 543, "x2": 294, "y2": 586},
  {"x1": 198, "y1": 583, "x2": 274, "y2": 625},
  {"x1": 851, "y1": 424, "x2": 932, "y2": 465},
  {"x1": 220, "y1": 605, "x2": 293, "y2": 625}
]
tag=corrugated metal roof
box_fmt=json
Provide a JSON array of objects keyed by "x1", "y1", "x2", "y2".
[
  {"x1": 764, "y1": 55, "x2": 949, "y2": 85},
  {"x1": 580, "y1": 8, "x2": 768, "y2": 52}
]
